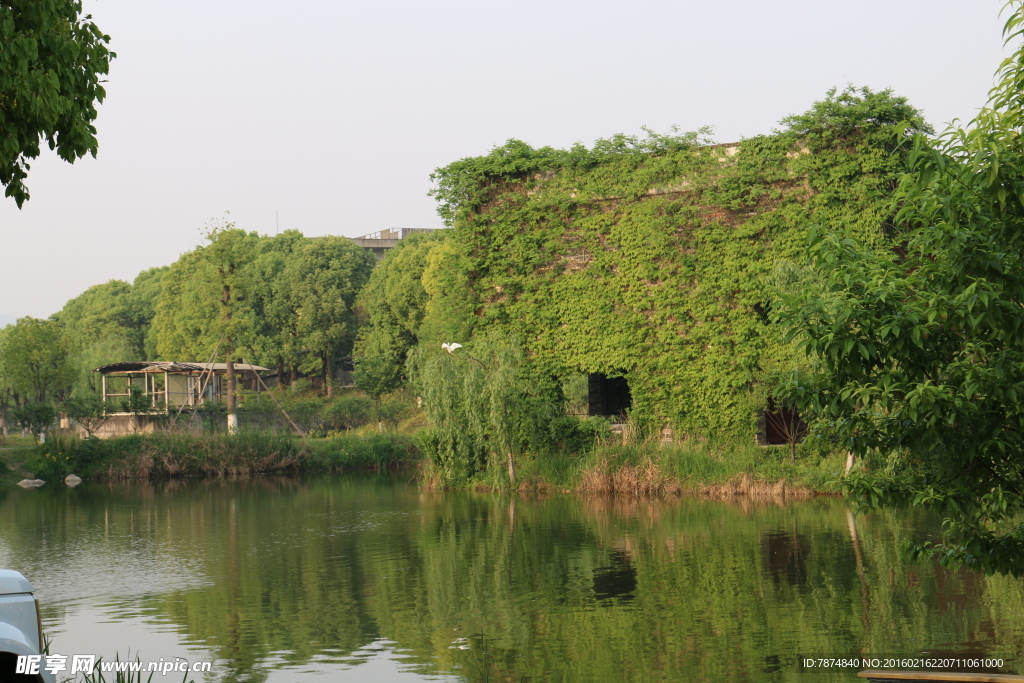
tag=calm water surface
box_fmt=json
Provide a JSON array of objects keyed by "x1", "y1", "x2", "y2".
[{"x1": 1, "y1": 474, "x2": 1022, "y2": 682}]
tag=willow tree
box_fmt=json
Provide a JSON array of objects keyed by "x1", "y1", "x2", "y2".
[{"x1": 410, "y1": 333, "x2": 560, "y2": 487}]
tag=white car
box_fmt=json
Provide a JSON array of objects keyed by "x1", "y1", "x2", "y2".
[{"x1": 0, "y1": 570, "x2": 54, "y2": 683}]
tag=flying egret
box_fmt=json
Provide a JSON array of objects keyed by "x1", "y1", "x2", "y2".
[{"x1": 441, "y1": 343, "x2": 463, "y2": 353}]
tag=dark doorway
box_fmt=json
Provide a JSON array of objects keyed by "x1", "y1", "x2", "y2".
[
  {"x1": 763, "y1": 398, "x2": 807, "y2": 446},
  {"x1": 587, "y1": 373, "x2": 631, "y2": 419}
]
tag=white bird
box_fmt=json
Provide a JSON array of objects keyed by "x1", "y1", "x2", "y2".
[{"x1": 441, "y1": 342, "x2": 463, "y2": 353}]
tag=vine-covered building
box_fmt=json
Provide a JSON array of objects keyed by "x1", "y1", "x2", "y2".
[{"x1": 423, "y1": 89, "x2": 927, "y2": 439}]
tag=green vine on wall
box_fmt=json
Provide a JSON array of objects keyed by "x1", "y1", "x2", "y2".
[{"x1": 422, "y1": 87, "x2": 929, "y2": 438}]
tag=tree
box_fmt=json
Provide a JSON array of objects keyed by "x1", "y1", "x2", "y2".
[
  {"x1": 153, "y1": 221, "x2": 260, "y2": 432},
  {"x1": 354, "y1": 231, "x2": 447, "y2": 388},
  {"x1": 776, "y1": 3, "x2": 1024, "y2": 575},
  {"x1": 0, "y1": 317, "x2": 72, "y2": 404},
  {"x1": 352, "y1": 355, "x2": 402, "y2": 432},
  {"x1": 356, "y1": 232, "x2": 447, "y2": 355},
  {"x1": 410, "y1": 333, "x2": 561, "y2": 487},
  {"x1": 12, "y1": 402, "x2": 55, "y2": 442},
  {"x1": 282, "y1": 236, "x2": 375, "y2": 397},
  {"x1": 242, "y1": 230, "x2": 307, "y2": 382},
  {"x1": 63, "y1": 394, "x2": 106, "y2": 437},
  {"x1": 1, "y1": 0, "x2": 114, "y2": 207},
  {"x1": 0, "y1": 325, "x2": 14, "y2": 439},
  {"x1": 53, "y1": 279, "x2": 147, "y2": 398},
  {"x1": 131, "y1": 266, "x2": 169, "y2": 359},
  {"x1": 202, "y1": 223, "x2": 257, "y2": 433}
]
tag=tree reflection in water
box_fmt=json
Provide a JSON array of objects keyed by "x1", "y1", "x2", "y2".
[{"x1": 2, "y1": 476, "x2": 1022, "y2": 682}]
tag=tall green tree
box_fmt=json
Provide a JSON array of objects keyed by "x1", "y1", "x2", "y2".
[
  {"x1": 154, "y1": 225, "x2": 261, "y2": 363},
  {"x1": 242, "y1": 230, "x2": 306, "y2": 379},
  {"x1": 208, "y1": 225, "x2": 256, "y2": 430},
  {"x1": 53, "y1": 279, "x2": 146, "y2": 397},
  {"x1": 354, "y1": 230, "x2": 447, "y2": 387},
  {"x1": 1, "y1": 0, "x2": 114, "y2": 206},
  {"x1": 282, "y1": 236, "x2": 375, "y2": 397},
  {"x1": 0, "y1": 326, "x2": 14, "y2": 438},
  {"x1": 152, "y1": 222, "x2": 260, "y2": 431},
  {"x1": 776, "y1": 3, "x2": 1024, "y2": 575},
  {"x1": 131, "y1": 265, "x2": 169, "y2": 359},
  {"x1": 0, "y1": 317, "x2": 72, "y2": 404}
]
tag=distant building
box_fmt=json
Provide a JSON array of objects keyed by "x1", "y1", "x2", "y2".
[{"x1": 351, "y1": 228, "x2": 435, "y2": 260}]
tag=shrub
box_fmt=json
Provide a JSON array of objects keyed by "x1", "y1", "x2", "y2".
[
  {"x1": 12, "y1": 403, "x2": 55, "y2": 441},
  {"x1": 319, "y1": 396, "x2": 373, "y2": 431},
  {"x1": 546, "y1": 415, "x2": 611, "y2": 454}
]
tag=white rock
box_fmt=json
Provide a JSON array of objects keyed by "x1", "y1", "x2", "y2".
[
  {"x1": 17, "y1": 479, "x2": 45, "y2": 488},
  {"x1": 64, "y1": 474, "x2": 82, "y2": 487}
]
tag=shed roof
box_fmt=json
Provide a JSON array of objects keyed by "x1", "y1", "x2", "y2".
[{"x1": 94, "y1": 362, "x2": 270, "y2": 374}]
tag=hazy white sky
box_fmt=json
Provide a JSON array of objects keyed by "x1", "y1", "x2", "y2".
[{"x1": 0, "y1": 0, "x2": 1009, "y2": 321}]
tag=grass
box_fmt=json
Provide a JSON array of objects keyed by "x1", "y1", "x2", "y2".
[
  {"x1": 18, "y1": 430, "x2": 417, "y2": 482},
  {"x1": 0, "y1": 433, "x2": 43, "y2": 483},
  {"x1": 5, "y1": 421, "x2": 845, "y2": 498},
  {"x1": 507, "y1": 434, "x2": 847, "y2": 496}
]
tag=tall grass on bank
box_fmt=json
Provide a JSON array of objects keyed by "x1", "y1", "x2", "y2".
[
  {"x1": 26, "y1": 431, "x2": 416, "y2": 481},
  {"x1": 507, "y1": 435, "x2": 847, "y2": 496}
]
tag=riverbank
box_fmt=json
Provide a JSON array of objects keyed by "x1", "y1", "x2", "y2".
[
  {"x1": 427, "y1": 438, "x2": 847, "y2": 496},
  {"x1": 0, "y1": 434, "x2": 40, "y2": 484},
  {"x1": 11, "y1": 431, "x2": 416, "y2": 482},
  {"x1": 3, "y1": 431, "x2": 845, "y2": 496}
]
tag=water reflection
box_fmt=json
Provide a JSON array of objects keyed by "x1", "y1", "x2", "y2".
[
  {"x1": 592, "y1": 549, "x2": 637, "y2": 602},
  {"x1": 0, "y1": 475, "x2": 1021, "y2": 681},
  {"x1": 760, "y1": 528, "x2": 810, "y2": 587}
]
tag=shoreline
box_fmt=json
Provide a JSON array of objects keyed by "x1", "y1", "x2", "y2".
[{"x1": 1, "y1": 432, "x2": 845, "y2": 498}]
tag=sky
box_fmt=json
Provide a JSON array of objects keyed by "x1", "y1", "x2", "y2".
[{"x1": 0, "y1": 0, "x2": 1010, "y2": 320}]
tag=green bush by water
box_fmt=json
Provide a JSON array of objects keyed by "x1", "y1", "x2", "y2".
[
  {"x1": 235, "y1": 392, "x2": 411, "y2": 436},
  {"x1": 24, "y1": 431, "x2": 416, "y2": 481}
]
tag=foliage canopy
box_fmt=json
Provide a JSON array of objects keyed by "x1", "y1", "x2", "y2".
[
  {"x1": 776, "y1": 3, "x2": 1024, "y2": 575},
  {"x1": 0, "y1": 0, "x2": 114, "y2": 206}
]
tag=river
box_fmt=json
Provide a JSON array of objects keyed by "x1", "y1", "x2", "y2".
[{"x1": 0, "y1": 474, "x2": 1021, "y2": 681}]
